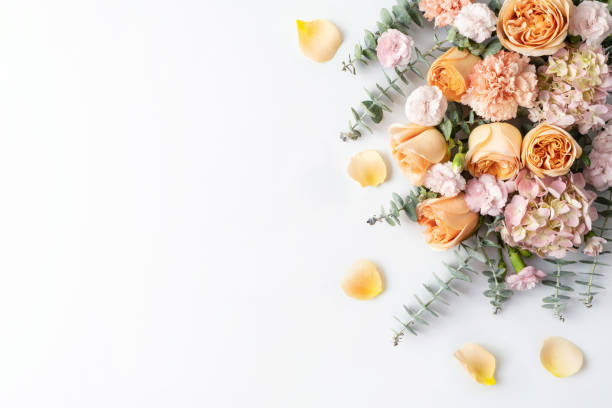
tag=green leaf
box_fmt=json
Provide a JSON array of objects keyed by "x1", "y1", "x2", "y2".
[
  {"x1": 392, "y1": 5, "x2": 412, "y2": 26},
  {"x1": 575, "y1": 280, "x2": 605, "y2": 289},
  {"x1": 364, "y1": 30, "x2": 377, "y2": 49},
  {"x1": 376, "y1": 21, "x2": 389, "y2": 33},
  {"x1": 599, "y1": 209, "x2": 612, "y2": 217},
  {"x1": 362, "y1": 48, "x2": 377, "y2": 60},
  {"x1": 440, "y1": 118, "x2": 453, "y2": 141},
  {"x1": 351, "y1": 107, "x2": 360, "y2": 121},
  {"x1": 380, "y1": 8, "x2": 394, "y2": 25},
  {"x1": 445, "y1": 264, "x2": 471, "y2": 282},
  {"x1": 543, "y1": 258, "x2": 576, "y2": 265},
  {"x1": 482, "y1": 39, "x2": 502, "y2": 58},
  {"x1": 403, "y1": 305, "x2": 429, "y2": 325},
  {"x1": 361, "y1": 101, "x2": 383, "y2": 123},
  {"x1": 408, "y1": 7, "x2": 424, "y2": 27},
  {"x1": 354, "y1": 44, "x2": 363, "y2": 60}
]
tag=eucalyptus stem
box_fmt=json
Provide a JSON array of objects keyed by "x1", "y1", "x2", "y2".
[{"x1": 584, "y1": 189, "x2": 612, "y2": 307}]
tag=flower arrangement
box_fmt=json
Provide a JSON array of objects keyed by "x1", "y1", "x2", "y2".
[{"x1": 325, "y1": 0, "x2": 612, "y2": 345}]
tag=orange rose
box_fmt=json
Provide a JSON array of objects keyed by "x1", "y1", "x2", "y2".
[
  {"x1": 427, "y1": 47, "x2": 480, "y2": 102},
  {"x1": 417, "y1": 194, "x2": 479, "y2": 250},
  {"x1": 390, "y1": 123, "x2": 448, "y2": 186},
  {"x1": 521, "y1": 123, "x2": 582, "y2": 177},
  {"x1": 497, "y1": 0, "x2": 572, "y2": 57},
  {"x1": 465, "y1": 122, "x2": 523, "y2": 180}
]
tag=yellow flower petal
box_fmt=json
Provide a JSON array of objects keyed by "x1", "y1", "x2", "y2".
[
  {"x1": 297, "y1": 19, "x2": 342, "y2": 62},
  {"x1": 341, "y1": 259, "x2": 383, "y2": 300},
  {"x1": 540, "y1": 336, "x2": 584, "y2": 378},
  {"x1": 454, "y1": 343, "x2": 496, "y2": 385},
  {"x1": 347, "y1": 150, "x2": 387, "y2": 187}
]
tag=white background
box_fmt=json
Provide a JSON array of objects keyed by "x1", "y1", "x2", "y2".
[{"x1": 0, "y1": 0, "x2": 610, "y2": 406}]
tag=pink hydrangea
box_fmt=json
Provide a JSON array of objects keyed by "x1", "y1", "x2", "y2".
[
  {"x1": 405, "y1": 85, "x2": 447, "y2": 126},
  {"x1": 461, "y1": 51, "x2": 538, "y2": 121},
  {"x1": 585, "y1": 125, "x2": 612, "y2": 190},
  {"x1": 419, "y1": 0, "x2": 471, "y2": 27},
  {"x1": 453, "y1": 3, "x2": 497, "y2": 43},
  {"x1": 464, "y1": 174, "x2": 512, "y2": 216},
  {"x1": 505, "y1": 266, "x2": 547, "y2": 291},
  {"x1": 500, "y1": 170, "x2": 599, "y2": 258},
  {"x1": 528, "y1": 44, "x2": 612, "y2": 134},
  {"x1": 583, "y1": 235, "x2": 606, "y2": 256},
  {"x1": 569, "y1": 1, "x2": 612, "y2": 46},
  {"x1": 376, "y1": 29, "x2": 414, "y2": 68},
  {"x1": 423, "y1": 162, "x2": 466, "y2": 197}
]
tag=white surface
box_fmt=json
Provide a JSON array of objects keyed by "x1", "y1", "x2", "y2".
[{"x1": 0, "y1": 1, "x2": 610, "y2": 407}]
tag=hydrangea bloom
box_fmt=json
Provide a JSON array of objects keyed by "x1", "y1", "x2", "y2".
[
  {"x1": 376, "y1": 29, "x2": 414, "y2": 68},
  {"x1": 405, "y1": 85, "x2": 447, "y2": 126},
  {"x1": 528, "y1": 44, "x2": 612, "y2": 134},
  {"x1": 461, "y1": 51, "x2": 538, "y2": 121},
  {"x1": 464, "y1": 174, "x2": 513, "y2": 216},
  {"x1": 419, "y1": 0, "x2": 471, "y2": 27},
  {"x1": 585, "y1": 125, "x2": 612, "y2": 190},
  {"x1": 423, "y1": 162, "x2": 466, "y2": 197},
  {"x1": 453, "y1": 3, "x2": 497, "y2": 43},
  {"x1": 500, "y1": 170, "x2": 598, "y2": 258},
  {"x1": 505, "y1": 266, "x2": 547, "y2": 291}
]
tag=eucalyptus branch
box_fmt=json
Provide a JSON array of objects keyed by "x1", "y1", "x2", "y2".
[
  {"x1": 542, "y1": 258, "x2": 575, "y2": 321},
  {"x1": 579, "y1": 189, "x2": 612, "y2": 307},
  {"x1": 367, "y1": 189, "x2": 436, "y2": 226},
  {"x1": 392, "y1": 243, "x2": 477, "y2": 345},
  {"x1": 341, "y1": 1, "x2": 425, "y2": 75},
  {"x1": 340, "y1": 39, "x2": 449, "y2": 142},
  {"x1": 477, "y1": 233, "x2": 512, "y2": 314}
]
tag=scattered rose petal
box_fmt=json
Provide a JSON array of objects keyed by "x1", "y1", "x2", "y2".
[
  {"x1": 454, "y1": 343, "x2": 496, "y2": 385},
  {"x1": 540, "y1": 336, "x2": 584, "y2": 378},
  {"x1": 347, "y1": 150, "x2": 387, "y2": 187},
  {"x1": 341, "y1": 259, "x2": 383, "y2": 300},
  {"x1": 296, "y1": 19, "x2": 342, "y2": 63}
]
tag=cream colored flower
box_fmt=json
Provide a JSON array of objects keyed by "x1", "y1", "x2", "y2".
[{"x1": 466, "y1": 123, "x2": 523, "y2": 180}]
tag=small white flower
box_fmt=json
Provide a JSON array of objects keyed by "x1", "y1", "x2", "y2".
[
  {"x1": 453, "y1": 3, "x2": 497, "y2": 43},
  {"x1": 404, "y1": 85, "x2": 447, "y2": 126}
]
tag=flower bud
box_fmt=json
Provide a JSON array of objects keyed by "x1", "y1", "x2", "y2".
[{"x1": 452, "y1": 152, "x2": 466, "y2": 173}]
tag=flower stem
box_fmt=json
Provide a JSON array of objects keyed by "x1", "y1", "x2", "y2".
[{"x1": 507, "y1": 246, "x2": 527, "y2": 274}]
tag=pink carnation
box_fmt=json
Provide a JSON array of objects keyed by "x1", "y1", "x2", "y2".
[
  {"x1": 569, "y1": 1, "x2": 612, "y2": 46},
  {"x1": 405, "y1": 85, "x2": 447, "y2": 126},
  {"x1": 419, "y1": 0, "x2": 471, "y2": 27},
  {"x1": 376, "y1": 29, "x2": 414, "y2": 68},
  {"x1": 423, "y1": 162, "x2": 466, "y2": 197},
  {"x1": 505, "y1": 266, "x2": 547, "y2": 291},
  {"x1": 585, "y1": 125, "x2": 612, "y2": 190},
  {"x1": 461, "y1": 51, "x2": 538, "y2": 121},
  {"x1": 584, "y1": 236, "x2": 606, "y2": 256},
  {"x1": 464, "y1": 174, "x2": 511, "y2": 216}
]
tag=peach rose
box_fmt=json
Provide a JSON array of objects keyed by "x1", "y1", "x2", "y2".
[
  {"x1": 497, "y1": 0, "x2": 572, "y2": 57},
  {"x1": 521, "y1": 123, "x2": 582, "y2": 177},
  {"x1": 417, "y1": 194, "x2": 480, "y2": 250},
  {"x1": 390, "y1": 123, "x2": 448, "y2": 186},
  {"x1": 427, "y1": 47, "x2": 480, "y2": 101},
  {"x1": 465, "y1": 122, "x2": 523, "y2": 180}
]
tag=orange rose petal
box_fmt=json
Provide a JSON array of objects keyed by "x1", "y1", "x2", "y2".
[
  {"x1": 341, "y1": 259, "x2": 383, "y2": 300},
  {"x1": 454, "y1": 343, "x2": 497, "y2": 385},
  {"x1": 521, "y1": 123, "x2": 581, "y2": 177},
  {"x1": 347, "y1": 150, "x2": 387, "y2": 187},
  {"x1": 296, "y1": 19, "x2": 342, "y2": 63},
  {"x1": 427, "y1": 47, "x2": 481, "y2": 101},
  {"x1": 466, "y1": 122, "x2": 523, "y2": 180}
]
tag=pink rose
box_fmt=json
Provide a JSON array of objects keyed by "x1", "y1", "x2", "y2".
[
  {"x1": 505, "y1": 266, "x2": 547, "y2": 291},
  {"x1": 423, "y1": 162, "x2": 466, "y2": 197},
  {"x1": 584, "y1": 236, "x2": 606, "y2": 256},
  {"x1": 404, "y1": 85, "x2": 448, "y2": 126},
  {"x1": 464, "y1": 174, "x2": 510, "y2": 216},
  {"x1": 453, "y1": 3, "x2": 497, "y2": 43},
  {"x1": 569, "y1": 1, "x2": 612, "y2": 45},
  {"x1": 376, "y1": 29, "x2": 414, "y2": 68}
]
